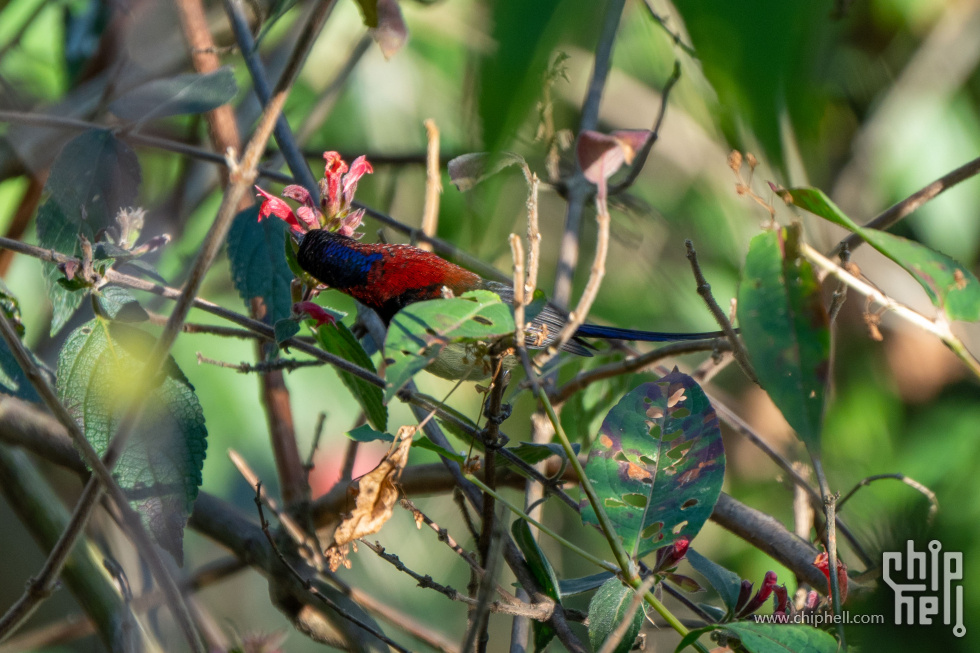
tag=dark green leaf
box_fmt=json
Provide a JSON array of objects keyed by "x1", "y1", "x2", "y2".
[
  {"x1": 314, "y1": 322, "x2": 387, "y2": 431},
  {"x1": 94, "y1": 286, "x2": 149, "y2": 322},
  {"x1": 109, "y1": 68, "x2": 238, "y2": 122},
  {"x1": 118, "y1": 258, "x2": 168, "y2": 284},
  {"x1": 57, "y1": 320, "x2": 207, "y2": 563},
  {"x1": 227, "y1": 206, "x2": 294, "y2": 325},
  {"x1": 675, "y1": 622, "x2": 838, "y2": 653},
  {"x1": 383, "y1": 290, "x2": 515, "y2": 399},
  {"x1": 0, "y1": 282, "x2": 42, "y2": 402},
  {"x1": 784, "y1": 186, "x2": 980, "y2": 322},
  {"x1": 512, "y1": 519, "x2": 561, "y2": 601},
  {"x1": 506, "y1": 441, "x2": 580, "y2": 467},
  {"x1": 587, "y1": 578, "x2": 645, "y2": 653},
  {"x1": 35, "y1": 130, "x2": 141, "y2": 335},
  {"x1": 737, "y1": 226, "x2": 830, "y2": 450},
  {"x1": 558, "y1": 572, "x2": 614, "y2": 598},
  {"x1": 581, "y1": 371, "x2": 725, "y2": 559},
  {"x1": 274, "y1": 318, "x2": 300, "y2": 345},
  {"x1": 346, "y1": 423, "x2": 393, "y2": 443},
  {"x1": 686, "y1": 548, "x2": 742, "y2": 617}
]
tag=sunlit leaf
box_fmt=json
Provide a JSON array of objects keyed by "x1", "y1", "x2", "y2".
[
  {"x1": 35, "y1": 130, "x2": 141, "y2": 335},
  {"x1": 588, "y1": 578, "x2": 645, "y2": 653},
  {"x1": 737, "y1": 226, "x2": 830, "y2": 450},
  {"x1": 383, "y1": 290, "x2": 515, "y2": 400},
  {"x1": 675, "y1": 622, "x2": 838, "y2": 653},
  {"x1": 57, "y1": 320, "x2": 207, "y2": 563},
  {"x1": 109, "y1": 68, "x2": 238, "y2": 123},
  {"x1": 783, "y1": 186, "x2": 980, "y2": 322},
  {"x1": 581, "y1": 370, "x2": 725, "y2": 559}
]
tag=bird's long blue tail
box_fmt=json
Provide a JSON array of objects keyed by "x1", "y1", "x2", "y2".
[{"x1": 574, "y1": 323, "x2": 729, "y2": 342}]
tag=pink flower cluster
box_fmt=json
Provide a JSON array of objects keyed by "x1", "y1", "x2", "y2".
[{"x1": 255, "y1": 151, "x2": 373, "y2": 237}]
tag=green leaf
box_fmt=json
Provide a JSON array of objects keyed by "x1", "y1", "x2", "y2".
[
  {"x1": 512, "y1": 518, "x2": 561, "y2": 649},
  {"x1": 784, "y1": 186, "x2": 980, "y2": 322},
  {"x1": 737, "y1": 226, "x2": 830, "y2": 450},
  {"x1": 35, "y1": 130, "x2": 141, "y2": 335},
  {"x1": 581, "y1": 370, "x2": 725, "y2": 559},
  {"x1": 412, "y1": 436, "x2": 465, "y2": 463},
  {"x1": 558, "y1": 572, "x2": 615, "y2": 598},
  {"x1": 0, "y1": 282, "x2": 43, "y2": 402},
  {"x1": 274, "y1": 318, "x2": 300, "y2": 345},
  {"x1": 675, "y1": 622, "x2": 838, "y2": 653},
  {"x1": 314, "y1": 322, "x2": 387, "y2": 431},
  {"x1": 93, "y1": 286, "x2": 149, "y2": 322},
  {"x1": 346, "y1": 423, "x2": 393, "y2": 443},
  {"x1": 57, "y1": 320, "x2": 207, "y2": 563},
  {"x1": 227, "y1": 206, "x2": 294, "y2": 325},
  {"x1": 383, "y1": 290, "x2": 515, "y2": 399},
  {"x1": 109, "y1": 67, "x2": 238, "y2": 123},
  {"x1": 685, "y1": 548, "x2": 742, "y2": 618},
  {"x1": 587, "y1": 577, "x2": 645, "y2": 653}
]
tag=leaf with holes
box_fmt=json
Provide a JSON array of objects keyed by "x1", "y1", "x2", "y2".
[
  {"x1": 782, "y1": 186, "x2": 980, "y2": 322},
  {"x1": 581, "y1": 370, "x2": 725, "y2": 560},
  {"x1": 314, "y1": 321, "x2": 387, "y2": 432},
  {"x1": 675, "y1": 622, "x2": 838, "y2": 653},
  {"x1": 57, "y1": 320, "x2": 207, "y2": 564},
  {"x1": 35, "y1": 130, "x2": 141, "y2": 335},
  {"x1": 383, "y1": 290, "x2": 515, "y2": 399},
  {"x1": 227, "y1": 206, "x2": 294, "y2": 324},
  {"x1": 737, "y1": 226, "x2": 830, "y2": 450},
  {"x1": 588, "y1": 577, "x2": 645, "y2": 653},
  {"x1": 109, "y1": 67, "x2": 237, "y2": 123}
]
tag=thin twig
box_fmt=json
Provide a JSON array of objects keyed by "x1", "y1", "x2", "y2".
[
  {"x1": 684, "y1": 240, "x2": 757, "y2": 382},
  {"x1": 196, "y1": 352, "x2": 325, "y2": 373},
  {"x1": 550, "y1": 338, "x2": 730, "y2": 404},
  {"x1": 640, "y1": 0, "x2": 697, "y2": 57},
  {"x1": 801, "y1": 242, "x2": 980, "y2": 379},
  {"x1": 609, "y1": 60, "x2": 681, "y2": 195},
  {"x1": 252, "y1": 486, "x2": 411, "y2": 652},
  {"x1": 419, "y1": 119, "x2": 442, "y2": 252},
  {"x1": 837, "y1": 473, "x2": 938, "y2": 523}
]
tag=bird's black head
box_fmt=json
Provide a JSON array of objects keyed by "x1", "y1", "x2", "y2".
[{"x1": 297, "y1": 229, "x2": 383, "y2": 290}]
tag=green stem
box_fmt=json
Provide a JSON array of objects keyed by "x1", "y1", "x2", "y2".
[{"x1": 464, "y1": 474, "x2": 618, "y2": 573}]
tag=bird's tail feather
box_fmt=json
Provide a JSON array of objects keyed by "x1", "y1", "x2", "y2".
[{"x1": 574, "y1": 323, "x2": 730, "y2": 342}]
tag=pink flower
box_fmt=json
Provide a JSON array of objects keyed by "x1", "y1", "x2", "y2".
[
  {"x1": 292, "y1": 301, "x2": 336, "y2": 328},
  {"x1": 813, "y1": 551, "x2": 849, "y2": 604},
  {"x1": 255, "y1": 151, "x2": 373, "y2": 238}
]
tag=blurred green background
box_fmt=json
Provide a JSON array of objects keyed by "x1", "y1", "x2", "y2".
[{"x1": 0, "y1": 0, "x2": 978, "y2": 650}]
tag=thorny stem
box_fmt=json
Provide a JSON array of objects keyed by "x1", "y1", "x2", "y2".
[{"x1": 812, "y1": 457, "x2": 847, "y2": 647}]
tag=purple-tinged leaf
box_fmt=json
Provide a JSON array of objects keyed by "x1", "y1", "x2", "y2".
[
  {"x1": 581, "y1": 370, "x2": 725, "y2": 559},
  {"x1": 576, "y1": 129, "x2": 651, "y2": 185},
  {"x1": 371, "y1": 0, "x2": 408, "y2": 59}
]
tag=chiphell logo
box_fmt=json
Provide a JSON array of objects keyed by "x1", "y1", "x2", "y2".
[{"x1": 883, "y1": 540, "x2": 965, "y2": 637}]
